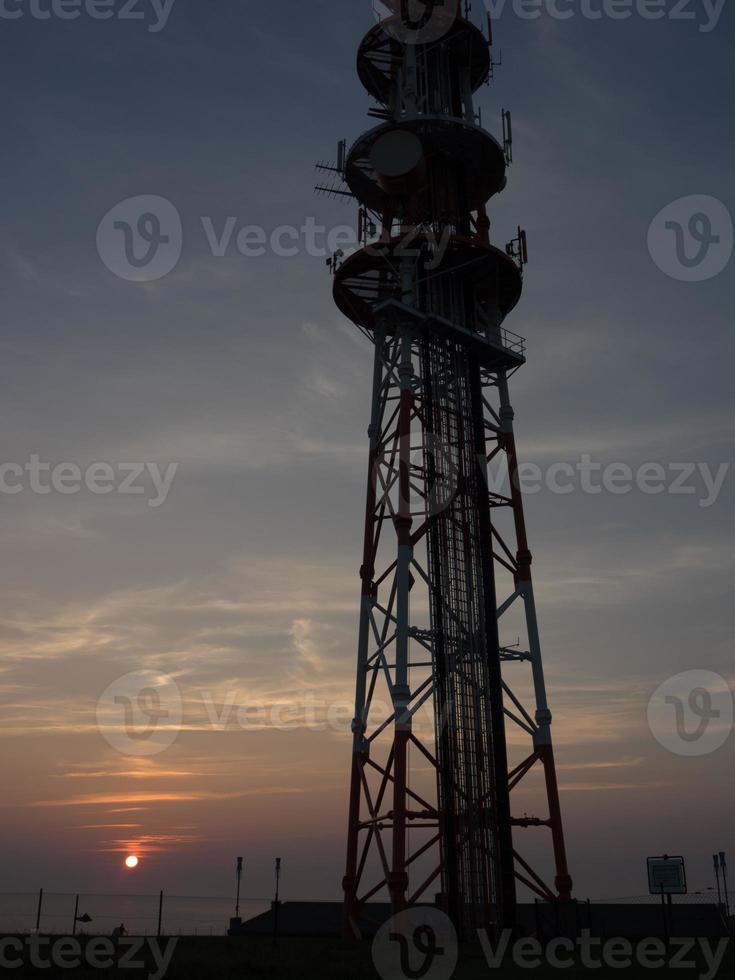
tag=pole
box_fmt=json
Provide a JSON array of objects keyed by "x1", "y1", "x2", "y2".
[
  {"x1": 235, "y1": 857, "x2": 243, "y2": 918},
  {"x1": 72, "y1": 895, "x2": 79, "y2": 938},
  {"x1": 273, "y1": 858, "x2": 281, "y2": 946},
  {"x1": 35, "y1": 889, "x2": 43, "y2": 933},
  {"x1": 659, "y1": 885, "x2": 670, "y2": 950},
  {"x1": 714, "y1": 855, "x2": 723, "y2": 913},
  {"x1": 157, "y1": 890, "x2": 163, "y2": 937},
  {"x1": 720, "y1": 853, "x2": 730, "y2": 918}
]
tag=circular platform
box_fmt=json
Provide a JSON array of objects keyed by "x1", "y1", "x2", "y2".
[
  {"x1": 346, "y1": 118, "x2": 506, "y2": 215},
  {"x1": 333, "y1": 235, "x2": 522, "y2": 336},
  {"x1": 357, "y1": 17, "x2": 491, "y2": 106}
]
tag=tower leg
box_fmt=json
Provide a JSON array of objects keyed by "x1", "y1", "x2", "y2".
[
  {"x1": 497, "y1": 372, "x2": 573, "y2": 902},
  {"x1": 470, "y1": 362, "x2": 517, "y2": 930},
  {"x1": 388, "y1": 326, "x2": 416, "y2": 912},
  {"x1": 343, "y1": 332, "x2": 386, "y2": 936}
]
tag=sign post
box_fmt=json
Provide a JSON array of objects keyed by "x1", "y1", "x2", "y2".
[
  {"x1": 647, "y1": 854, "x2": 687, "y2": 897},
  {"x1": 647, "y1": 854, "x2": 687, "y2": 951},
  {"x1": 659, "y1": 885, "x2": 669, "y2": 946}
]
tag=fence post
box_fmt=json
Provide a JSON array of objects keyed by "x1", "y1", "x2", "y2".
[
  {"x1": 157, "y1": 890, "x2": 163, "y2": 937},
  {"x1": 35, "y1": 889, "x2": 43, "y2": 932}
]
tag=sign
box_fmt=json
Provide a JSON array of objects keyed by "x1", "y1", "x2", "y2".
[{"x1": 647, "y1": 855, "x2": 687, "y2": 895}]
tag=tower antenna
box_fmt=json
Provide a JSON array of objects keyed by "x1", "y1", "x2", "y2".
[{"x1": 321, "y1": 0, "x2": 573, "y2": 939}]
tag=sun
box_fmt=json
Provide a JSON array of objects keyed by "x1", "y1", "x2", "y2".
[{"x1": 125, "y1": 855, "x2": 139, "y2": 869}]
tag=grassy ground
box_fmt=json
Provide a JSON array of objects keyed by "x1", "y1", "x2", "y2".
[{"x1": 3, "y1": 934, "x2": 733, "y2": 979}]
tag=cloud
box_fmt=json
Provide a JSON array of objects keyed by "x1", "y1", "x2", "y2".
[{"x1": 25, "y1": 787, "x2": 307, "y2": 809}]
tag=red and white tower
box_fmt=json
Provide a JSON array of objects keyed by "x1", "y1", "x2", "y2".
[{"x1": 321, "y1": 0, "x2": 573, "y2": 939}]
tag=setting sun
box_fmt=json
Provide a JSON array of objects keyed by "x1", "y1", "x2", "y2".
[{"x1": 125, "y1": 855, "x2": 139, "y2": 869}]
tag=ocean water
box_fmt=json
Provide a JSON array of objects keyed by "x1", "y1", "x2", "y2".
[{"x1": 0, "y1": 893, "x2": 270, "y2": 937}]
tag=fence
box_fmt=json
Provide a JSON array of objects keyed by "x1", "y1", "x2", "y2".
[
  {"x1": 0, "y1": 893, "x2": 270, "y2": 937},
  {"x1": 588, "y1": 892, "x2": 733, "y2": 907},
  {"x1": 2, "y1": 891, "x2": 731, "y2": 937}
]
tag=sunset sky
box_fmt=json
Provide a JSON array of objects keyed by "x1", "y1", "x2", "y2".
[{"x1": 0, "y1": 1, "x2": 733, "y2": 904}]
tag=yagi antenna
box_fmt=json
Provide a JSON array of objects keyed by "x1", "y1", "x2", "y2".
[
  {"x1": 506, "y1": 226, "x2": 529, "y2": 269},
  {"x1": 502, "y1": 109, "x2": 513, "y2": 165},
  {"x1": 358, "y1": 206, "x2": 377, "y2": 245},
  {"x1": 314, "y1": 182, "x2": 355, "y2": 202},
  {"x1": 326, "y1": 250, "x2": 345, "y2": 275},
  {"x1": 315, "y1": 139, "x2": 347, "y2": 178},
  {"x1": 487, "y1": 15, "x2": 503, "y2": 80}
]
